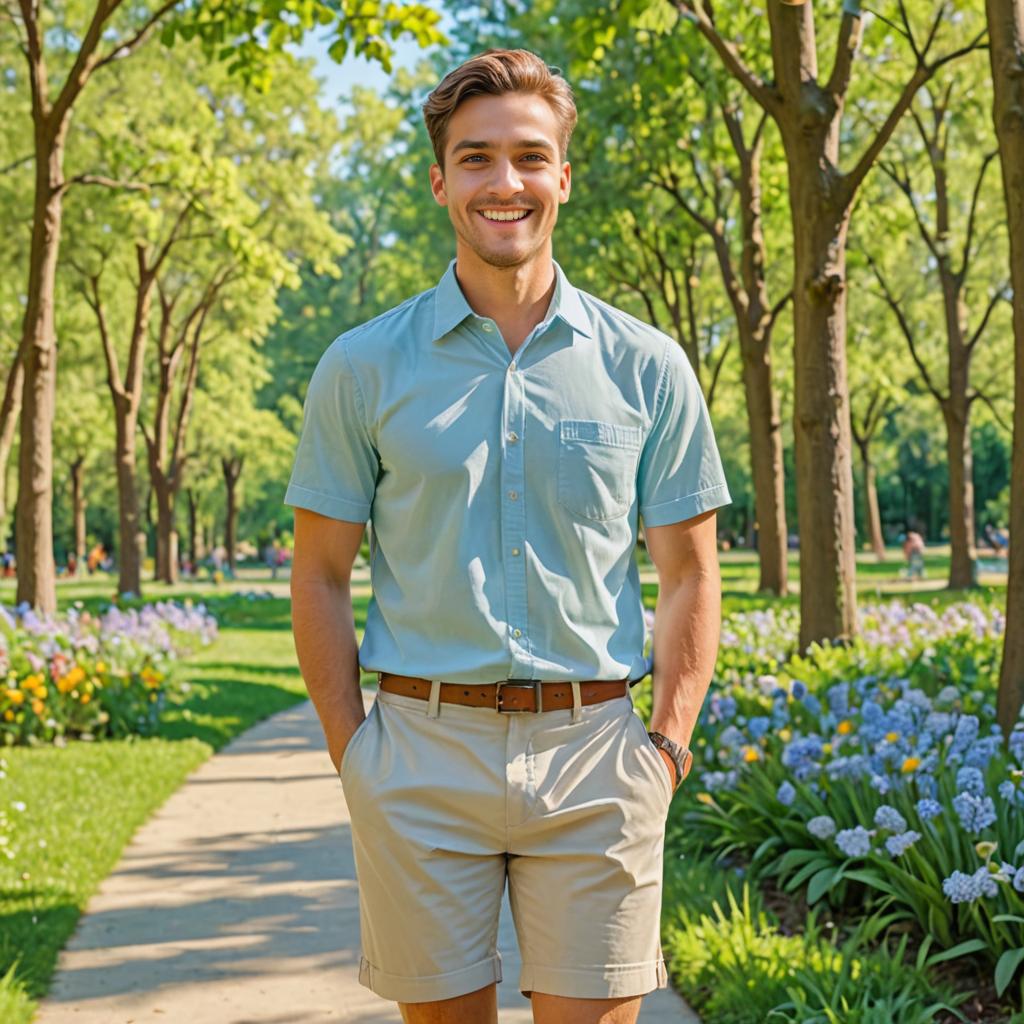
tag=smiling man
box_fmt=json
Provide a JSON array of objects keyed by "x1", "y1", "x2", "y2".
[{"x1": 286, "y1": 49, "x2": 731, "y2": 1024}]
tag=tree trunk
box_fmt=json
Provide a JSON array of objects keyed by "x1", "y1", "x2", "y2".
[
  {"x1": 856, "y1": 439, "x2": 886, "y2": 560},
  {"x1": 944, "y1": 401, "x2": 977, "y2": 588},
  {"x1": 186, "y1": 487, "x2": 204, "y2": 562},
  {"x1": 114, "y1": 410, "x2": 141, "y2": 596},
  {"x1": 740, "y1": 336, "x2": 789, "y2": 593},
  {"x1": 15, "y1": 122, "x2": 68, "y2": 612},
  {"x1": 789, "y1": 182, "x2": 858, "y2": 647},
  {"x1": 988, "y1": 0, "x2": 1024, "y2": 737},
  {"x1": 222, "y1": 456, "x2": 243, "y2": 572},
  {"x1": 0, "y1": 356, "x2": 23, "y2": 537},
  {"x1": 70, "y1": 455, "x2": 86, "y2": 570}
]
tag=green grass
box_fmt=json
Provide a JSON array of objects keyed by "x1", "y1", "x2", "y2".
[{"x1": 0, "y1": 579, "x2": 374, "y2": 1023}]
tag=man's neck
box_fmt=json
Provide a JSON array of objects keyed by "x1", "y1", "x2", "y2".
[{"x1": 453, "y1": 247, "x2": 557, "y2": 354}]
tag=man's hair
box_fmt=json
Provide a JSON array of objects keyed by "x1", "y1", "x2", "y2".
[{"x1": 422, "y1": 49, "x2": 577, "y2": 169}]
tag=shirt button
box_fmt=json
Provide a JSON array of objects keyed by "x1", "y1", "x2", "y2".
[
  {"x1": 513, "y1": 628, "x2": 522, "y2": 638},
  {"x1": 507, "y1": 431, "x2": 518, "y2": 443},
  {"x1": 511, "y1": 547, "x2": 520, "y2": 556},
  {"x1": 508, "y1": 490, "x2": 518, "y2": 500},
  {"x1": 482, "y1": 321, "x2": 494, "y2": 332}
]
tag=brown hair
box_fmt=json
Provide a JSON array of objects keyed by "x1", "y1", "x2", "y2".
[{"x1": 422, "y1": 49, "x2": 577, "y2": 169}]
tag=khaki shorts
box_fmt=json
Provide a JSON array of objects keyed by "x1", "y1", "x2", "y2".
[{"x1": 338, "y1": 680, "x2": 673, "y2": 1003}]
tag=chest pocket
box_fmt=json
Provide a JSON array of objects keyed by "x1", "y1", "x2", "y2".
[{"x1": 557, "y1": 419, "x2": 642, "y2": 521}]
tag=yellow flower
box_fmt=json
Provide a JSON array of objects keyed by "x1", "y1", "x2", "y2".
[
  {"x1": 80, "y1": 693, "x2": 90, "y2": 704},
  {"x1": 3, "y1": 709, "x2": 13, "y2": 721},
  {"x1": 5, "y1": 689, "x2": 24, "y2": 705},
  {"x1": 822, "y1": 742, "x2": 832, "y2": 755},
  {"x1": 96, "y1": 661, "x2": 107, "y2": 674},
  {"x1": 65, "y1": 666, "x2": 86, "y2": 687},
  {"x1": 901, "y1": 757, "x2": 921, "y2": 773},
  {"x1": 31, "y1": 699, "x2": 44, "y2": 715},
  {"x1": 33, "y1": 687, "x2": 46, "y2": 700},
  {"x1": 742, "y1": 746, "x2": 760, "y2": 763},
  {"x1": 837, "y1": 720, "x2": 854, "y2": 735},
  {"x1": 696, "y1": 792, "x2": 714, "y2": 805},
  {"x1": 779, "y1": 728, "x2": 792, "y2": 743},
  {"x1": 885, "y1": 731, "x2": 901, "y2": 743}
]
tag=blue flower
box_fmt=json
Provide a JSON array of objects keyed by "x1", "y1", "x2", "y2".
[
  {"x1": 748, "y1": 716, "x2": 771, "y2": 740},
  {"x1": 1014, "y1": 867, "x2": 1024, "y2": 893},
  {"x1": 916, "y1": 798, "x2": 943, "y2": 821},
  {"x1": 885, "y1": 830, "x2": 921, "y2": 857},
  {"x1": 836, "y1": 826, "x2": 873, "y2": 857},
  {"x1": 827, "y1": 682, "x2": 850, "y2": 718},
  {"x1": 807, "y1": 815, "x2": 837, "y2": 839},
  {"x1": 874, "y1": 805, "x2": 908, "y2": 833},
  {"x1": 870, "y1": 774, "x2": 891, "y2": 795},
  {"x1": 950, "y1": 715, "x2": 980, "y2": 756},
  {"x1": 790, "y1": 680, "x2": 807, "y2": 700},
  {"x1": 956, "y1": 766, "x2": 986, "y2": 797},
  {"x1": 953, "y1": 792, "x2": 997, "y2": 834},
  {"x1": 1009, "y1": 730, "x2": 1024, "y2": 765},
  {"x1": 777, "y1": 781, "x2": 796, "y2": 806},
  {"x1": 942, "y1": 867, "x2": 998, "y2": 904}
]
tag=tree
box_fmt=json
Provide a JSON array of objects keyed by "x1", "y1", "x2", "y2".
[
  {"x1": 868, "y1": 74, "x2": 1008, "y2": 588},
  {"x1": 986, "y1": 0, "x2": 1024, "y2": 736},
  {"x1": 671, "y1": 0, "x2": 985, "y2": 647},
  {"x1": 4, "y1": 0, "x2": 443, "y2": 611}
]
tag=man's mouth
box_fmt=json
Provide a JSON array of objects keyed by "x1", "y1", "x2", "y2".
[{"x1": 478, "y1": 209, "x2": 533, "y2": 223}]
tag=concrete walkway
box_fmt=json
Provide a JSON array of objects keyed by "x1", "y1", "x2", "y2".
[{"x1": 35, "y1": 692, "x2": 701, "y2": 1023}]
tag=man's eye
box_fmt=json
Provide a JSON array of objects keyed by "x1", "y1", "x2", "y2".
[
  {"x1": 523, "y1": 154, "x2": 546, "y2": 161},
  {"x1": 462, "y1": 155, "x2": 486, "y2": 163}
]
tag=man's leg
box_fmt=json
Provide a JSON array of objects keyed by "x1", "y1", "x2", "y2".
[
  {"x1": 531, "y1": 993, "x2": 642, "y2": 1024},
  {"x1": 398, "y1": 982, "x2": 498, "y2": 1024}
]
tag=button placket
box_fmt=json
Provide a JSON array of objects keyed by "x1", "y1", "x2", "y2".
[{"x1": 501, "y1": 361, "x2": 531, "y2": 675}]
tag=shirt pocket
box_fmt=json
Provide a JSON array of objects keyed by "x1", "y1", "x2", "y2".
[{"x1": 557, "y1": 419, "x2": 642, "y2": 522}]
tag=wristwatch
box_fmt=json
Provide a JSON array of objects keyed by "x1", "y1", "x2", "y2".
[{"x1": 647, "y1": 731, "x2": 692, "y2": 791}]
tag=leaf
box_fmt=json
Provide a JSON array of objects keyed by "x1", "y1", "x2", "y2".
[
  {"x1": 995, "y1": 948, "x2": 1024, "y2": 997},
  {"x1": 806, "y1": 866, "x2": 840, "y2": 904},
  {"x1": 926, "y1": 938, "x2": 989, "y2": 965}
]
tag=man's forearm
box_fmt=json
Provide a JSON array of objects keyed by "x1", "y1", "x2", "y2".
[
  {"x1": 291, "y1": 579, "x2": 366, "y2": 770},
  {"x1": 648, "y1": 564, "x2": 722, "y2": 753}
]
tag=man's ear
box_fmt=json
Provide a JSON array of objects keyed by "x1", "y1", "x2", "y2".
[
  {"x1": 429, "y1": 163, "x2": 448, "y2": 207},
  {"x1": 559, "y1": 160, "x2": 571, "y2": 204}
]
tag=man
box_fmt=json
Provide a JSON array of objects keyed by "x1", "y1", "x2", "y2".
[{"x1": 286, "y1": 49, "x2": 730, "y2": 1024}]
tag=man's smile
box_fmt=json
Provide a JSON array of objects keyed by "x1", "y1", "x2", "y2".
[{"x1": 477, "y1": 208, "x2": 534, "y2": 223}]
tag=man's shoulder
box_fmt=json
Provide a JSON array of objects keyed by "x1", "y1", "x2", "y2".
[
  {"x1": 573, "y1": 286, "x2": 673, "y2": 359},
  {"x1": 324, "y1": 284, "x2": 438, "y2": 361}
]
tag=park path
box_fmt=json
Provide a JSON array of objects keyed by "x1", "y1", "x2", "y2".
[{"x1": 34, "y1": 690, "x2": 701, "y2": 1024}]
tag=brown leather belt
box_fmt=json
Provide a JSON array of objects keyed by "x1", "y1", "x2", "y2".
[{"x1": 377, "y1": 672, "x2": 629, "y2": 713}]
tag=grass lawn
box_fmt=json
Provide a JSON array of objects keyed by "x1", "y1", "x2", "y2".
[{"x1": 0, "y1": 548, "x2": 1008, "y2": 1021}]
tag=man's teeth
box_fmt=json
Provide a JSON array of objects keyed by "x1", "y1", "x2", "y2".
[{"x1": 481, "y1": 210, "x2": 530, "y2": 221}]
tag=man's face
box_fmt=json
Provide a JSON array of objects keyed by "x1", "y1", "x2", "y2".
[{"x1": 429, "y1": 92, "x2": 571, "y2": 269}]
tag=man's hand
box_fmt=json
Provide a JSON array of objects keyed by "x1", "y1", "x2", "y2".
[{"x1": 330, "y1": 714, "x2": 368, "y2": 775}]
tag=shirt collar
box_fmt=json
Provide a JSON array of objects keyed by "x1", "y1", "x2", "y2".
[{"x1": 431, "y1": 258, "x2": 592, "y2": 342}]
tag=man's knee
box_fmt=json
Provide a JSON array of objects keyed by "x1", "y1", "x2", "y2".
[
  {"x1": 398, "y1": 981, "x2": 498, "y2": 1024},
  {"x1": 530, "y1": 991, "x2": 643, "y2": 1024}
]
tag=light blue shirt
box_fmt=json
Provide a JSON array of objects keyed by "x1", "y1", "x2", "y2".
[{"x1": 285, "y1": 259, "x2": 731, "y2": 685}]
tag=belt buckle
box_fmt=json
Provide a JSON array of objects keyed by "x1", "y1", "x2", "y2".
[{"x1": 496, "y1": 679, "x2": 543, "y2": 713}]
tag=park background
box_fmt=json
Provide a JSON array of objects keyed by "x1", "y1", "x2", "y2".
[{"x1": 2, "y1": 0, "x2": 1024, "y2": 1021}]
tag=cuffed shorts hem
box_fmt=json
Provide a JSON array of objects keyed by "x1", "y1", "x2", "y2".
[
  {"x1": 357, "y1": 951, "x2": 503, "y2": 1003},
  {"x1": 518, "y1": 957, "x2": 669, "y2": 999}
]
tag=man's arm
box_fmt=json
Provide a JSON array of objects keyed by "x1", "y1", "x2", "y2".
[
  {"x1": 644, "y1": 508, "x2": 722, "y2": 784},
  {"x1": 290, "y1": 506, "x2": 369, "y2": 774}
]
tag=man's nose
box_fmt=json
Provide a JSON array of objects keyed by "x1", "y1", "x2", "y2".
[{"x1": 487, "y1": 158, "x2": 524, "y2": 197}]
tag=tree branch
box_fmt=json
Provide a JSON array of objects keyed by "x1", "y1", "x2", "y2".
[
  {"x1": 967, "y1": 285, "x2": 1010, "y2": 353},
  {"x1": 960, "y1": 151, "x2": 998, "y2": 277}
]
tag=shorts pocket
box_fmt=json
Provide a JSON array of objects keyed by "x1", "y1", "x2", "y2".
[
  {"x1": 557, "y1": 419, "x2": 641, "y2": 521},
  {"x1": 339, "y1": 699, "x2": 377, "y2": 781},
  {"x1": 630, "y1": 712, "x2": 675, "y2": 807}
]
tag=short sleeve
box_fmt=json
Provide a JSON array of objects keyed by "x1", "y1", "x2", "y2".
[
  {"x1": 283, "y1": 339, "x2": 378, "y2": 523},
  {"x1": 637, "y1": 340, "x2": 732, "y2": 527}
]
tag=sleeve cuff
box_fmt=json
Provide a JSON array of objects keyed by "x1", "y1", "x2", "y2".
[
  {"x1": 640, "y1": 483, "x2": 732, "y2": 528},
  {"x1": 284, "y1": 482, "x2": 371, "y2": 523}
]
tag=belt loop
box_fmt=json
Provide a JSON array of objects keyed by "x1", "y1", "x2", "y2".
[
  {"x1": 427, "y1": 680, "x2": 442, "y2": 718},
  {"x1": 570, "y1": 681, "x2": 582, "y2": 723}
]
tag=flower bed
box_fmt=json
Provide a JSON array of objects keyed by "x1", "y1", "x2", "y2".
[
  {"x1": 679, "y1": 598, "x2": 1024, "y2": 1004},
  {"x1": 0, "y1": 600, "x2": 218, "y2": 746}
]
